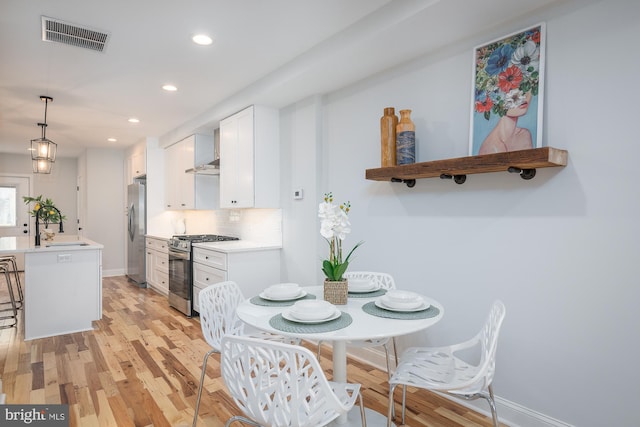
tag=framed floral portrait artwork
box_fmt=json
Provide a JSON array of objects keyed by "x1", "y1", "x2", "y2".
[{"x1": 469, "y1": 23, "x2": 546, "y2": 156}]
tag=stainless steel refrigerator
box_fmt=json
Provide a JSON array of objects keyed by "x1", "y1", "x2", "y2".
[{"x1": 126, "y1": 181, "x2": 146, "y2": 286}]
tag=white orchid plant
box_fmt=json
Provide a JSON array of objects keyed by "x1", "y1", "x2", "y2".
[{"x1": 318, "y1": 192, "x2": 363, "y2": 281}]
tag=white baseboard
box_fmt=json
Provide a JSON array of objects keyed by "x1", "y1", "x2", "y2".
[
  {"x1": 102, "y1": 268, "x2": 125, "y2": 277},
  {"x1": 345, "y1": 346, "x2": 574, "y2": 427}
]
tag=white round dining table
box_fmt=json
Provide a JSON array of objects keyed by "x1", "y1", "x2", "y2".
[{"x1": 236, "y1": 285, "x2": 444, "y2": 426}]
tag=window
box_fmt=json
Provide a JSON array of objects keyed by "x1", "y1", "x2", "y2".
[{"x1": 0, "y1": 186, "x2": 17, "y2": 227}]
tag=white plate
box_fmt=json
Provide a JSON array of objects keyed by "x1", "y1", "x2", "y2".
[
  {"x1": 349, "y1": 283, "x2": 381, "y2": 293},
  {"x1": 379, "y1": 295, "x2": 424, "y2": 310},
  {"x1": 259, "y1": 289, "x2": 307, "y2": 301},
  {"x1": 282, "y1": 308, "x2": 341, "y2": 324},
  {"x1": 263, "y1": 283, "x2": 301, "y2": 299},
  {"x1": 375, "y1": 297, "x2": 430, "y2": 312},
  {"x1": 290, "y1": 300, "x2": 335, "y2": 320},
  {"x1": 385, "y1": 289, "x2": 421, "y2": 303}
]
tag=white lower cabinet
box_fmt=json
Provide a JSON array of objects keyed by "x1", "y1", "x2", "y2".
[
  {"x1": 145, "y1": 237, "x2": 169, "y2": 295},
  {"x1": 192, "y1": 246, "x2": 281, "y2": 314}
]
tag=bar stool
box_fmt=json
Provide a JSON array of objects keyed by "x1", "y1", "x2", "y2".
[
  {"x1": 0, "y1": 255, "x2": 23, "y2": 309},
  {"x1": 0, "y1": 262, "x2": 18, "y2": 329}
]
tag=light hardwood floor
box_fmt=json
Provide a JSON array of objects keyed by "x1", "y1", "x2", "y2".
[{"x1": 0, "y1": 275, "x2": 500, "y2": 426}]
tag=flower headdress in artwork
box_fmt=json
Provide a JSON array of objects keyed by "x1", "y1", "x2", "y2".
[{"x1": 474, "y1": 26, "x2": 542, "y2": 120}]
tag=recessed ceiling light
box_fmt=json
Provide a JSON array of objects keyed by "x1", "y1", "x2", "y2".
[
  {"x1": 192, "y1": 34, "x2": 213, "y2": 45},
  {"x1": 107, "y1": 138, "x2": 117, "y2": 142},
  {"x1": 162, "y1": 84, "x2": 178, "y2": 92},
  {"x1": 128, "y1": 118, "x2": 140, "y2": 123}
]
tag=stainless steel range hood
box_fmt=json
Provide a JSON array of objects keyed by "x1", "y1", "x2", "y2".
[
  {"x1": 186, "y1": 129, "x2": 220, "y2": 175},
  {"x1": 185, "y1": 158, "x2": 219, "y2": 175}
]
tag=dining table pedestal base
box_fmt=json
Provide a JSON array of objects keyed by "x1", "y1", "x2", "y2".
[
  {"x1": 329, "y1": 407, "x2": 395, "y2": 427},
  {"x1": 331, "y1": 341, "x2": 396, "y2": 426}
]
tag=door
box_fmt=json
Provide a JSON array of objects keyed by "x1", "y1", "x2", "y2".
[
  {"x1": 0, "y1": 175, "x2": 31, "y2": 238},
  {"x1": 0, "y1": 175, "x2": 32, "y2": 270}
]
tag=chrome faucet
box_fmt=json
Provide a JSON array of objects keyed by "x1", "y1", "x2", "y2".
[{"x1": 34, "y1": 204, "x2": 64, "y2": 246}]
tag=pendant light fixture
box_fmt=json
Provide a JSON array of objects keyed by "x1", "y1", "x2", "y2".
[{"x1": 30, "y1": 95, "x2": 57, "y2": 174}]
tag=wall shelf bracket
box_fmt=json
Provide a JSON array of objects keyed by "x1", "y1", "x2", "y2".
[
  {"x1": 439, "y1": 174, "x2": 467, "y2": 184},
  {"x1": 391, "y1": 177, "x2": 416, "y2": 188},
  {"x1": 507, "y1": 166, "x2": 537, "y2": 180}
]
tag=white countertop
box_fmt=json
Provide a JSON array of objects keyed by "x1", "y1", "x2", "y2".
[
  {"x1": 0, "y1": 235, "x2": 103, "y2": 254},
  {"x1": 145, "y1": 234, "x2": 171, "y2": 240},
  {"x1": 192, "y1": 240, "x2": 281, "y2": 253}
]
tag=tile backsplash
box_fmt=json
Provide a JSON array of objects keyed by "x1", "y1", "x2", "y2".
[{"x1": 173, "y1": 209, "x2": 282, "y2": 246}]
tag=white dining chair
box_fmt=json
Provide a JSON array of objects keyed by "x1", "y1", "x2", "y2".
[
  {"x1": 317, "y1": 271, "x2": 398, "y2": 377},
  {"x1": 387, "y1": 300, "x2": 506, "y2": 427},
  {"x1": 221, "y1": 334, "x2": 367, "y2": 427},
  {"x1": 192, "y1": 280, "x2": 298, "y2": 427}
]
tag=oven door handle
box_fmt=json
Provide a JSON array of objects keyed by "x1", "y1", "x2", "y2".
[{"x1": 169, "y1": 249, "x2": 190, "y2": 261}]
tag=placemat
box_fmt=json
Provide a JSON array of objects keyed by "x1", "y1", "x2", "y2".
[
  {"x1": 250, "y1": 293, "x2": 316, "y2": 307},
  {"x1": 348, "y1": 289, "x2": 387, "y2": 298},
  {"x1": 269, "y1": 312, "x2": 352, "y2": 333},
  {"x1": 362, "y1": 301, "x2": 440, "y2": 320}
]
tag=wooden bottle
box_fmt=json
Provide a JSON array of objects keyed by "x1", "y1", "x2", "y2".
[
  {"x1": 380, "y1": 107, "x2": 398, "y2": 167},
  {"x1": 396, "y1": 109, "x2": 415, "y2": 164}
]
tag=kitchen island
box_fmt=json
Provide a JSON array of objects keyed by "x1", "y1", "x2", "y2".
[{"x1": 0, "y1": 235, "x2": 103, "y2": 340}]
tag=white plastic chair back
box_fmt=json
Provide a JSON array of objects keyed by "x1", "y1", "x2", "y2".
[
  {"x1": 198, "y1": 280, "x2": 246, "y2": 352},
  {"x1": 344, "y1": 271, "x2": 396, "y2": 290},
  {"x1": 387, "y1": 300, "x2": 506, "y2": 427},
  {"x1": 478, "y1": 300, "x2": 506, "y2": 388},
  {"x1": 221, "y1": 335, "x2": 364, "y2": 427},
  {"x1": 193, "y1": 281, "x2": 301, "y2": 427}
]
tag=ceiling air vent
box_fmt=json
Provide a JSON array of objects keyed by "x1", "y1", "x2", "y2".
[{"x1": 41, "y1": 16, "x2": 110, "y2": 52}]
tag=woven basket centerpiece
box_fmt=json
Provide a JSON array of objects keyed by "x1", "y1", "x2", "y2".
[{"x1": 323, "y1": 279, "x2": 348, "y2": 305}]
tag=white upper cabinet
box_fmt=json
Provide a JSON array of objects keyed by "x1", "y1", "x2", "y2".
[
  {"x1": 219, "y1": 105, "x2": 280, "y2": 208},
  {"x1": 165, "y1": 134, "x2": 217, "y2": 210},
  {"x1": 125, "y1": 143, "x2": 146, "y2": 184},
  {"x1": 130, "y1": 148, "x2": 146, "y2": 178}
]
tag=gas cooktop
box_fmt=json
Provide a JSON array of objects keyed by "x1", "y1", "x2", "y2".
[
  {"x1": 171, "y1": 234, "x2": 239, "y2": 242},
  {"x1": 169, "y1": 234, "x2": 239, "y2": 251}
]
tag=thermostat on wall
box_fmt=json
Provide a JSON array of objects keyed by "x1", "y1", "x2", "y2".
[{"x1": 293, "y1": 188, "x2": 303, "y2": 200}]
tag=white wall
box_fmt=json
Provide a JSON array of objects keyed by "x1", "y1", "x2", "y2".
[
  {"x1": 83, "y1": 148, "x2": 125, "y2": 276},
  {"x1": 280, "y1": 96, "x2": 324, "y2": 284},
  {"x1": 279, "y1": 1, "x2": 639, "y2": 426},
  {"x1": 0, "y1": 153, "x2": 78, "y2": 235}
]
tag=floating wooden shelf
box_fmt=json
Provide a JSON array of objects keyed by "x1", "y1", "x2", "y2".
[{"x1": 365, "y1": 147, "x2": 568, "y2": 187}]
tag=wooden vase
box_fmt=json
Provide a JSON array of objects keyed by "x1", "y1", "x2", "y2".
[
  {"x1": 380, "y1": 107, "x2": 398, "y2": 167},
  {"x1": 323, "y1": 279, "x2": 348, "y2": 305},
  {"x1": 396, "y1": 109, "x2": 415, "y2": 164}
]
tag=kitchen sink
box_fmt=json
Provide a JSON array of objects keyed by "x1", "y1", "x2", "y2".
[{"x1": 45, "y1": 242, "x2": 90, "y2": 247}]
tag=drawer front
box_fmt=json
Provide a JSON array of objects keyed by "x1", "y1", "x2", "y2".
[
  {"x1": 193, "y1": 262, "x2": 226, "y2": 287},
  {"x1": 193, "y1": 265, "x2": 227, "y2": 313},
  {"x1": 155, "y1": 270, "x2": 169, "y2": 293},
  {"x1": 193, "y1": 248, "x2": 227, "y2": 270},
  {"x1": 146, "y1": 237, "x2": 168, "y2": 252},
  {"x1": 154, "y1": 250, "x2": 168, "y2": 273}
]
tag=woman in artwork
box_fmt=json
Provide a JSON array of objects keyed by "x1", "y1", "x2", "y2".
[
  {"x1": 479, "y1": 91, "x2": 532, "y2": 154},
  {"x1": 473, "y1": 26, "x2": 542, "y2": 155}
]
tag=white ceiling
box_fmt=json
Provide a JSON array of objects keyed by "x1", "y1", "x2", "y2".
[{"x1": 0, "y1": 0, "x2": 587, "y2": 158}]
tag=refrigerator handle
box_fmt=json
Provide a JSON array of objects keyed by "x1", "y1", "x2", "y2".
[{"x1": 128, "y1": 204, "x2": 135, "y2": 241}]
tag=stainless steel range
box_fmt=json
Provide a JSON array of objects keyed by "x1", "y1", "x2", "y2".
[{"x1": 168, "y1": 234, "x2": 239, "y2": 316}]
